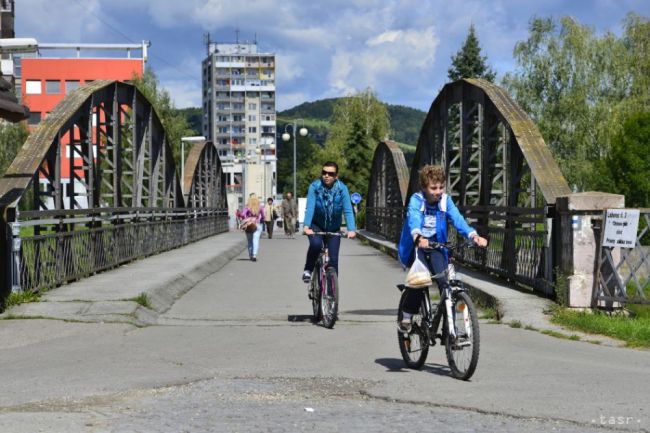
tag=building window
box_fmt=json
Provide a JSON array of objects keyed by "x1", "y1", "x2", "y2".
[
  {"x1": 65, "y1": 80, "x2": 80, "y2": 93},
  {"x1": 45, "y1": 80, "x2": 61, "y2": 95},
  {"x1": 26, "y1": 80, "x2": 41, "y2": 94},
  {"x1": 248, "y1": 103, "x2": 257, "y2": 110},
  {"x1": 249, "y1": 138, "x2": 257, "y2": 145},
  {"x1": 248, "y1": 115, "x2": 256, "y2": 121},
  {"x1": 28, "y1": 111, "x2": 41, "y2": 125},
  {"x1": 248, "y1": 127, "x2": 257, "y2": 133}
]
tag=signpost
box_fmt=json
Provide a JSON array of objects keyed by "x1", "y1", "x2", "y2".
[
  {"x1": 602, "y1": 209, "x2": 640, "y2": 248},
  {"x1": 350, "y1": 192, "x2": 362, "y2": 216}
]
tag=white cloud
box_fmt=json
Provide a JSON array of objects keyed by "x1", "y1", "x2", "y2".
[
  {"x1": 17, "y1": 0, "x2": 103, "y2": 41},
  {"x1": 162, "y1": 79, "x2": 202, "y2": 108},
  {"x1": 327, "y1": 26, "x2": 440, "y2": 98},
  {"x1": 275, "y1": 53, "x2": 305, "y2": 83},
  {"x1": 277, "y1": 91, "x2": 310, "y2": 112},
  {"x1": 15, "y1": 0, "x2": 650, "y2": 113}
]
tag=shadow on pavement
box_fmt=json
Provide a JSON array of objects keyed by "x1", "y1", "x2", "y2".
[
  {"x1": 375, "y1": 358, "x2": 451, "y2": 377},
  {"x1": 287, "y1": 314, "x2": 315, "y2": 322},
  {"x1": 344, "y1": 309, "x2": 397, "y2": 316}
]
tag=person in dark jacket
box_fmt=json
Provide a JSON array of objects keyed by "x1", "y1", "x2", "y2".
[{"x1": 281, "y1": 192, "x2": 298, "y2": 238}]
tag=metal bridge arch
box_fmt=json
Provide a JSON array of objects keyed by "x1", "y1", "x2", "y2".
[
  {"x1": 408, "y1": 78, "x2": 570, "y2": 206},
  {"x1": 365, "y1": 140, "x2": 409, "y2": 242},
  {"x1": 183, "y1": 141, "x2": 226, "y2": 209},
  {"x1": 408, "y1": 79, "x2": 571, "y2": 295},
  {"x1": 0, "y1": 80, "x2": 228, "y2": 303}
]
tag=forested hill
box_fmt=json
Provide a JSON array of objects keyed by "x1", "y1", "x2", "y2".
[
  {"x1": 176, "y1": 98, "x2": 427, "y2": 148},
  {"x1": 279, "y1": 98, "x2": 426, "y2": 146}
]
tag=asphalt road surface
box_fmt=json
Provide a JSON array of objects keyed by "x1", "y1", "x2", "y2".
[{"x1": 0, "y1": 232, "x2": 647, "y2": 432}]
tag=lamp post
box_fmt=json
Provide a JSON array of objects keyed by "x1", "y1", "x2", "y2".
[
  {"x1": 181, "y1": 136, "x2": 206, "y2": 183},
  {"x1": 281, "y1": 119, "x2": 308, "y2": 200}
]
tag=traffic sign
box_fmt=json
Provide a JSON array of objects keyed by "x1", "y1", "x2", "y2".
[{"x1": 351, "y1": 192, "x2": 362, "y2": 204}]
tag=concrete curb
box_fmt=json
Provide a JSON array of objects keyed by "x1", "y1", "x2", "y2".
[{"x1": 0, "y1": 233, "x2": 247, "y2": 326}]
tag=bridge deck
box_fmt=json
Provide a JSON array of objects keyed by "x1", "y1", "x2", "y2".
[{"x1": 0, "y1": 231, "x2": 646, "y2": 430}]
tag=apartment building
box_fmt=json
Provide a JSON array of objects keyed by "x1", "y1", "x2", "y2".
[{"x1": 202, "y1": 41, "x2": 276, "y2": 214}]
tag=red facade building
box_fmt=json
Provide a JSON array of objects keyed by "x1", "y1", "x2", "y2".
[{"x1": 19, "y1": 45, "x2": 147, "y2": 207}]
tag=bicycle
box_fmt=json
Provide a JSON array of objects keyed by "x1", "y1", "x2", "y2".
[
  {"x1": 306, "y1": 231, "x2": 343, "y2": 329},
  {"x1": 397, "y1": 241, "x2": 481, "y2": 380}
]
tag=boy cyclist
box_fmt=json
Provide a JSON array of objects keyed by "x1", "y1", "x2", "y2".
[{"x1": 397, "y1": 164, "x2": 487, "y2": 331}]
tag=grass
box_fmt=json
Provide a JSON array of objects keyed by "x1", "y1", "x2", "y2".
[
  {"x1": 5, "y1": 291, "x2": 41, "y2": 308},
  {"x1": 131, "y1": 293, "x2": 151, "y2": 309},
  {"x1": 541, "y1": 329, "x2": 582, "y2": 341},
  {"x1": 509, "y1": 320, "x2": 522, "y2": 328},
  {"x1": 480, "y1": 306, "x2": 498, "y2": 320},
  {"x1": 550, "y1": 307, "x2": 650, "y2": 348},
  {"x1": 626, "y1": 279, "x2": 650, "y2": 319}
]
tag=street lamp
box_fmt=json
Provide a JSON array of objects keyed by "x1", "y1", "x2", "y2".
[
  {"x1": 181, "y1": 136, "x2": 206, "y2": 182},
  {"x1": 281, "y1": 119, "x2": 308, "y2": 199}
]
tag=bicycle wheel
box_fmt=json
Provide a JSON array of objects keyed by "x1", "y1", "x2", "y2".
[
  {"x1": 311, "y1": 267, "x2": 322, "y2": 321},
  {"x1": 397, "y1": 291, "x2": 429, "y2": 369},
  {"x1": 320, "y1": 268, "x2": 338, "y2": 328},
  {"x1": 445, "y1": 290, "x2": 480, "y2": 380}
]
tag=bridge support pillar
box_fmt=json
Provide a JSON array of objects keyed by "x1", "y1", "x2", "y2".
[{"x1": 556, "y1": 192, "x2": 624, "y2": 308}]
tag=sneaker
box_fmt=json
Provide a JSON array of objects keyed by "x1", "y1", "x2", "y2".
[
  {"x1": 302, "y1": 270, "x2": 311, "y2": 283},
  {"x1": 251, "y1": 257, "x2": 257, "y2": 262},
  {"x1": 398, "y1": 319, "x2": 412, "y2": 333}
]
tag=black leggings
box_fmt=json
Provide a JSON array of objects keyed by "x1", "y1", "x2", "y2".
[{"x1": 402, "y1": 248, "x2": 449, "y2": 314}]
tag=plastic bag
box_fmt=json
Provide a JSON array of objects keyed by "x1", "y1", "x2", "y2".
[{"x1": 405, "y1": 250, "x2": 431, "y2": 288}]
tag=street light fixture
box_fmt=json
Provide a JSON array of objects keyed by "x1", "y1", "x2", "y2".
[{"x1": 282, "y1": 119, "x2": 308, "y2": 199}]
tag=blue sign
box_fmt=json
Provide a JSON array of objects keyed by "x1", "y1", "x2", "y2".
[{"x1": 351, "y1": 192, "x2": 362, "y2": 204}]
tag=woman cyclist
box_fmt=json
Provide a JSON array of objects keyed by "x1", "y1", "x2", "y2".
[{"x1": 301, "y1": 161, "x2": 357, "y2": 283}]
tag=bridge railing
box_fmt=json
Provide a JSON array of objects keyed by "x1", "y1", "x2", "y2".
[
  {"x1": 8, "y1": 207, "x2": 228, "y2": 294},
  {"x1": 365, "y1": 207, "x2": 405, "y2": 243},
  {"x1": 449, "y1": 205, "x2": 552, "y2": 296}
]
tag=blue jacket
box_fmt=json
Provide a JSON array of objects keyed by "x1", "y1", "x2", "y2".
[
  {"x1": 398, "y1": 192, "x2": 477, "y2": 267},
  {"x1": 303, "y1": 179, "x2": 357, "y2": 232}
]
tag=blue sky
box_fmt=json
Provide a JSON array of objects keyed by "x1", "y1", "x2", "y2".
[{"x1": 16, "y1": 0, "x2": 650, "y2": 111}]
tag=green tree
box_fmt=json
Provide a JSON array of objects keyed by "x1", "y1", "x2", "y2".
[
  {"x1": 317, "y1": 88, "x2": 390, "y2": 197},
  {"x1": 0, "y1": 121, "x2": 29, "y2": 177},
  {"x1": 594, "y1": 112, "x2": 650, "y2": 207},
  {"x1": 448, "y1": 24, "x2": 496, "y2": 82},
  {"x1": 502, "y1": 14, "x2": 650, "y2": 191},
  {"x1": 130, "y1": 69, "x2": 194, "y2": 169}
]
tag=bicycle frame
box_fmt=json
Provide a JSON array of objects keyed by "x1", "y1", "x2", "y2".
[
  {"x1": 405, "y1": 240, "x2": 476, "y2": 342},
  {"x1": 308, "y1": 231, "x2": 344, "y2": 328},
  {"x1": 397, "y1": 240, "x2": 482, "y2": 379}
]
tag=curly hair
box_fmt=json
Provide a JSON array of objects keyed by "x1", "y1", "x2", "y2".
[{"x1": 418, "y1": 164, "x2": 446, "y2": 189}]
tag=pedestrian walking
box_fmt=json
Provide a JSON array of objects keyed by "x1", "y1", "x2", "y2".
[
  {"x1": 263, "y1": 197, "x2": 276, "y2": 239},
  {"x1": 240, "y1": 194, "x2": 265, "y2": 261},
  {"x1": 281, "y1": 192, "x2": 298, "y2": 238}
]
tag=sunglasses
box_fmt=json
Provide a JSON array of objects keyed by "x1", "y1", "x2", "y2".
[{"x1": 321, "y1": 170, "x2": 337, "y2": 177}]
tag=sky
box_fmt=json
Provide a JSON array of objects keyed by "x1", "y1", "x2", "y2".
[{"x1": 15, "y1": 0, "x2": 650, "y2": 112}]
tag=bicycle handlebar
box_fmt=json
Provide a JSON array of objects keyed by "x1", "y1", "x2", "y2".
[
  {"x1": 303, "y1": 231, "x2": 345, "y2": 237},
  {"x1": 419, "y1": 239, "x2": 479, "y2": 252}
]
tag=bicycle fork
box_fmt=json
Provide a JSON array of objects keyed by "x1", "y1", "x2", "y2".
[{"x1": 441, "y1": 287, "x2": 457, "y2": 340}]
